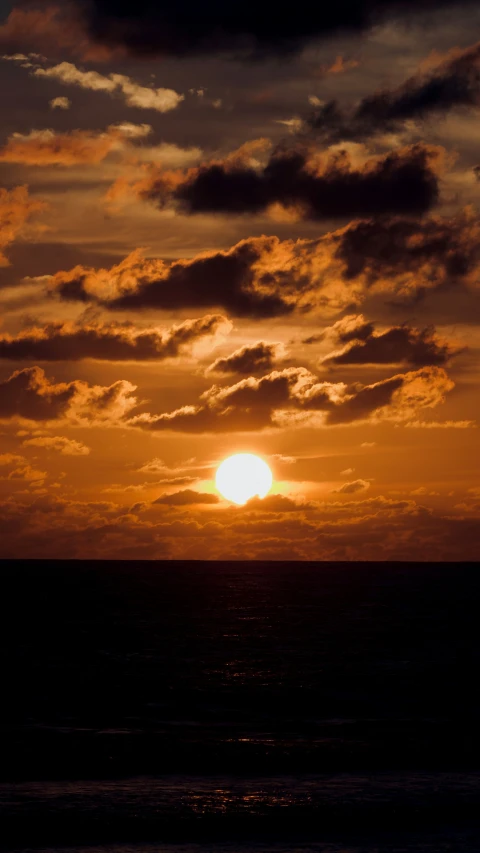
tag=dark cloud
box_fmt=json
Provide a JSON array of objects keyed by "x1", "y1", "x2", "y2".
[
  {"x1": 25, "y1": 0, "x2": 477, "y2": 61},
  {"x1": 325, "y1": 374, "x2": 404, "y2": 424},
  {"x1": 310, "y1": 41, "x2": 480, "y2": 142},
  {"x1": 323, "y1": 321, "x2": 459, "y2": 367},
  {"x1": 207, "y1": 341, "x2": 281, "y2": 375},
  {"x1": 302, "y1": 334, "x2": 325, "y2": 345},
  {"x1": 0, "y1": 315, "x2": 229, "y2": 362},
  {"x1": 50, "y1": 212, "x2": 480, "y2": 318},
  {"x1": 138, "y1": 143, "x2": 441, "y2": 220},
  {"x1": 130, "y1": 364, "x2": 453, "y2": 433},
  {"x1": 304, "y1": 315, "x2": 375, "y2": 347},
  {"x1": 0, "y1": 366, "x2": 137, "y2": 423},
  {"x1": 242, "y1": 494, "x2": 315, "y2": 512},
  {"x1": 0, "y1": 489, "x2": 477, "y2": 560},
  {"x1": 335, "y1": 317, "x2": 376, "y2": 343},
  {"x1": 0, "y1": 4, "x2": 118, "y2": 60},
  {"x1": 153, "y1": 489, "x2": 220, "y2": 506},
  {"x1": 333, "y1": 211, "x2": 480, "y2": 298},
  {"x1": 52, "y1": 240, "x2": 296, "y2": 318},
  {"x1": 0, "y1": 365, "x2": 78, "y2": 421}
]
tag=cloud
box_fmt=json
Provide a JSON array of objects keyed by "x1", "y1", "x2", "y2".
[
  {"x1": 405, "y1": 419, "x2": 476, "y2": 428},
  {"x1": 332, "y1": 210, "x2": 480, "y2": 301},
  {"x1": 310, "y1": 40, "x2": 480, "y2": 142},
  {"x1": 5, "y1": 463, "x2": 46, "y2": 482},
  {"x1": 0, "y1": 6, "x2": 118, "y2": 61},
  {"x1": 0, "y1": 366, "x2": 138, "y2": 425},
  {"x1": 322, "y1": 318, "x2": 459, "y2": 367},
  {"x1": 0, "y1": 489, "x2": 477, "y2": 561},
  {"x1": 0, "y1": 452, "x2": 46, "y2": 482},
  {"x1": 33, "y1": 60, "x2": 183, "y2": 113},
  {"x1": 138, "y1": 458, "x2": 176, "y2": 475},
  {"x1": 129, "y1": 364, "x2": 454, "y2": 433},
  {"x1": 0, "y1": 185, "x2": 47, "y2": 265},
  {"x1": 0, "y1": 124, "x2": 151, "y2": 165},
  {"x1": 22, "y1": 435, "x2": 90, "y2": 455},
  {"x1": 0, "y1": 453, "x2": 26, "y2": 467},
  {"x1": 49, "y1": 96, "x2": 70, "y2": 109},
  {"x1": 241, "y1": 494, "x2": 314, "y2": 513},
  {"x1": 51, "y1": 241, "x2": 297, "y2": 318},
  {"x1": 0, "y1": 315, "x2": 230, "y2": 361},
  {"x1": 49, "y1": 208, "x2": 480, "y2": 317},
  {"x1": 207, "y1": 341, "x2": 282, "y2": 375},
  {"x1": 333, "y1": 479, "x2": 370, "y2": 494},
  {"x1": 328, "y1": 314, "x2": 376, "y2": 343},
  {"x1": 27, "y1": 0, "x2": 477, "y2": 61},
  {"x1": 323, "y1": 55, "x2": 359, "y2": 75},
  {"x1": 137, "y1": 458, "x2": 205, "y2": 482},
  {"x1": 153, "y1": 489, "x2": 220, "y2": 506},
  {"x1": 132, "y1": 142, "x2": 442, "y2": 220}
]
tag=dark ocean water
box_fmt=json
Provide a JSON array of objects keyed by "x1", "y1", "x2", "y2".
[{"x1": 1, "y1": 560, "x2": 480, "y2": 852}]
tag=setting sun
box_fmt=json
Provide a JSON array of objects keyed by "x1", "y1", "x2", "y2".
[{"x1": 215, "y1": 454, "x2": 273, "y2": 506}]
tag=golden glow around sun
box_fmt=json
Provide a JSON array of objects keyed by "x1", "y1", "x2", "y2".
[{"x1": 215, "y1": 453, "x2": 273, "y2": 506}]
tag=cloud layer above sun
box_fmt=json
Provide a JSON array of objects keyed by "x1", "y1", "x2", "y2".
[{"x1": 0, "y1": 0, "x2": 478, "y2": 559}]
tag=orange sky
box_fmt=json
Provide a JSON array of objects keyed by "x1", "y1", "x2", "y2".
[{"x1": 0, "y1": 0, "x2": 479, "y2": 560}]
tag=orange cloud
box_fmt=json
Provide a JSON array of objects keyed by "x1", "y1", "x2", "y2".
[
  {"x1": 207, "y1": 342, "x2": 283, "y2": 375},
  {"x1": 0, "y1": 366, "x2": 138, "y2": 425},
  {"x1": 0, "y1": 315, "x2": 231, "y2": 361},
  {"x1": 48, "y1": 210, "x2": 480, "y2": 315},
  {"x1": 333, "y1": 479, "x2": 370, "y2": 494},
  {"x1": 22, "y1": 436, "x2": 91, "y2": 455},
  {"x1": 0, "y1": 185, "x2": 47, "y2": 266},
  {"x1": 0, "y1": 124, "x2": 152, "y2": 166},
  {"x1": 129, "y1": 365, "x2": 454, "y2": 434}
]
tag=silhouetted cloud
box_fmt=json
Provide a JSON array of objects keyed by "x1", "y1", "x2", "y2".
[
  {"x1": 332, "y1": 315, "x2": 376, "y2": 343},
  {"x1": 0, "y1": 5, "x2": 117, "y2": 61},
  {"x1": 18, "y1": 0, "x2": 477, "y2": 61},
  {"x1": 49, "y1": 208, "x2": 480, "y2": 315},
  {"x1": 323, "y1": 319, "x2": 459, "y2": 367},
  {"x1": 0, "y1": 366, "x2": 137, "y2": 423},
  {"x1": 153, "y1": 489, "x2": 220, "y2": 506},
  {"x1": 332, "y1": 210, "x2": 480, "y2": 301},
  {"x1": 207, "y1": 342, "x2": 282, "y2": 375},
  {"x1": 310, "y1": 40, "x2": 480, "y2": 142},
  {"x1": 130, "y1": 365, "x2": 454, "y2": 433},
  {"x1": 135, "y1": 143, "x2": 442, "y2": 219},
  {"x1": 0, "y1": 315, "x2": 230, "y2": 361},
  {"x1": 241, "y1": 494, "x2": 315, "y2": 512},
  {"x1": 51, "y1": 242, "x2": 297, "y2": 318}
]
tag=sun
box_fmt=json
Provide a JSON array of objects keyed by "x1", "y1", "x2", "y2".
[{"x1": 215, "y1": 453, "x2": 273, "y2": 506}]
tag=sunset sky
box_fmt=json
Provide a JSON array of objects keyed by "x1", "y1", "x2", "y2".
[{"x1": 0, "y1": 0, "x2": 479, "y2": 560}]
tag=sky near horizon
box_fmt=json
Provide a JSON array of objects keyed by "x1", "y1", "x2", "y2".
[{"x1": 0, "y1": 0, "x2": 479, "y2": 560}]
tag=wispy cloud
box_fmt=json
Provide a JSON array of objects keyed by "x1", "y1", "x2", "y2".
[{"x1": 33, "y1": 61, "x2": 184, "y2": 113}]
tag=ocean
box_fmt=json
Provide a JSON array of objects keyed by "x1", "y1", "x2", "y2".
[{"x1": 1, "y1": 560, "x2": 479, "y2": 852}]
